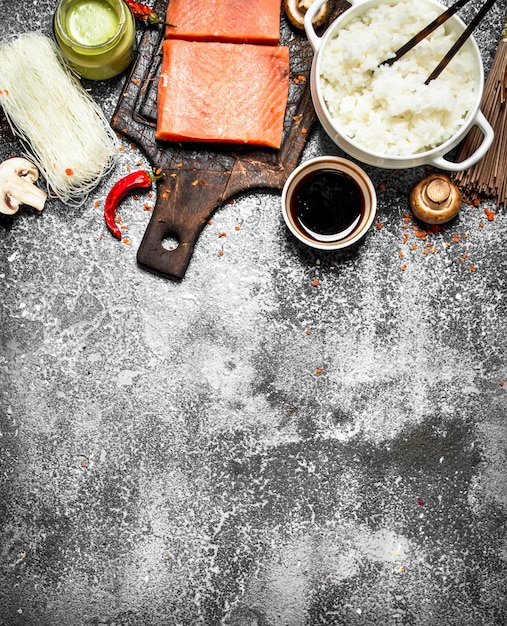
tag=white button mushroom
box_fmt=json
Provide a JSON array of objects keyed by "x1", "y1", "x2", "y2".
[
  {"x1": 0, "y1": 157, "x2": 47, "y2": 216},
  {"x1": 284, "y1": 0, "x2": 329, "y2": 30}
]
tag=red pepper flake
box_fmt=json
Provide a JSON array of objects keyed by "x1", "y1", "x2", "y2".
[
  {"x1": 415, "y1": 230, "x2": 427, "y2": 239},
  {"x1": 316, "y1": 367, "x2": 323, "y2": 374},
  {"x1": 207, "y1": 219, "x2": 213, "y2": 225},
  {"x1": 123, "y1": 238, "x2": 131, "y2": 245},
  {"x1": 376, "y1": 222, "x2": 383, "y2": 230},
  {"x1": 218, "y1": 250, "x2": 224, "y2": 256},
  {"x1": 479, "y1": 222, "x2": 485, "y2": 228},
  {"x1": 402, "y1": 233, "x2": 409, "y2": 243},
  {"x1": 218, "y1": 232, "x2": 227, "y2": 238},
  {"x1": 65, "y1": 168, "x2": 74, "y2": 176},
  {"x1": 118, "y1": 146, "x2": 125, "y2": 151},
  {"x1": 484, "y1": 207, "x2": 495, "y2": 221},
  {"x1": 379, "y1": 184, "x2": 385, "y2": 190},
  {"x1": 94, "y1": 200, "x2": 100, "y2": 208},
  {"x1": 143, "y1": 203, "x2": 151, "y2": 211},
  {"x1": 499, "y1": 381, "x2": 504, "y2": 387},
  {"x1": 132, "y1": 78, "x2": 140, "y2": 85},
  {"x1": 398, "y1": 251, "x2": 404, "y2": 258},
  {"x1": 470, "y1": 265, "x2": 476, "y2": 272},
  {"x1": 133, "y1": 194, "x2": 139, "y2": 201},
  {"x1": 192, "y1": 180, "x2": 199, "y2": 185},
  {"x1": 301, "y1": 128, "x2": 308, "y2": 135},
  {"x1": 417, "y1": 497, "x2": 425, "y2": 507},
  {"x1": 235, "y1": 225, "x2": 241, "y2": 231},
  {"x1": 312, "y1": 279, "x2": 319, "y2": 287},
  {"x1": 473, "y1": 198, "x2": 480, "y2": 207},
  {"x1": 306, "y1": 330, "x2": 311, "y2": 336},
  {"x1": 401, "y1": 263, "x2": 407, "y2": 270}
]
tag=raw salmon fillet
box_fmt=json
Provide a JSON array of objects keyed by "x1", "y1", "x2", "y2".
[
  {"x1": 165, "y1": 0, "x2": 282, "y2": 44},
  {"x1": 156, "y1": 39, "x2": 290, "y2": 149}
]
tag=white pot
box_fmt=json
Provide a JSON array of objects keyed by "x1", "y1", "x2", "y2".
[{"x1": 305, "y1": 0, "x2": 494, "y2": 171}]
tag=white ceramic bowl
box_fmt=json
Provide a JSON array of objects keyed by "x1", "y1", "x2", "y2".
[
  {"x1": 304, "y1": 0, "x2": 494, "y2": 171},
  {"x1": 281, "y1": 156, "x2": 377, "y2": 250}
]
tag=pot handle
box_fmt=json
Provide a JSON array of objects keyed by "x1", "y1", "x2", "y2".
[
  {"x1": 305, "y1": 0, "x2": 360, "y2": 51},
  {"x1": 428, "y1": 111, "x2": 495, "y2": 172}
]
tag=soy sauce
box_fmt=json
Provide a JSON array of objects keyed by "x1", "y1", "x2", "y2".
[{"x1": 290, "y1": 169, "x2": 364, "y2": 242}]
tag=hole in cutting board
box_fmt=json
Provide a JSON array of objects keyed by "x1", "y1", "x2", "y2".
[{"x1": 162, "y1": 235, "x2": 179, "y2": 251}]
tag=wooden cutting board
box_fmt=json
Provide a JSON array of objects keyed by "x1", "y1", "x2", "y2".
[{"x1": 111, "y1": 0, "x2": 348, "y2": 279}]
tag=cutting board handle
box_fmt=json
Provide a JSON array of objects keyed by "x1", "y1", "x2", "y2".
[{"x1": 136, "y1": 168, "x2": 229, "y2": 280}]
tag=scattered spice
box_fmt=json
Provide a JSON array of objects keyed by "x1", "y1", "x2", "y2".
[
  {"x1": 484, "y1": 207, "x2": 495, "y2": 221},
  {"x1": 316, "y1": 367, "x2": 323, "y2": 375}
]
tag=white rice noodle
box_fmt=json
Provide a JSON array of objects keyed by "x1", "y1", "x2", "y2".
[
  {"x1": 320, "y1": 0, "x2": 478, "y2": 156},
  {"x1": 0, "y1": 33, "x2": 119, "y2": 205}
]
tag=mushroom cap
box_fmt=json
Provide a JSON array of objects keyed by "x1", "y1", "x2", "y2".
[
  {"x1": 410, "y1": 173, "x2": 462, "y2": 225},
  {"x1": 284, "y1": 0, "x2": 329, "y2": 30}
]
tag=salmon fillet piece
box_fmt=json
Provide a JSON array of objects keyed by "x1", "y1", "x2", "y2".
[
  {"x1": 165, "y1": 0, "x2": 282, "y2": 44},
  {"x1": 156, "y1": 40, "x2": 290, "y2": 149}
]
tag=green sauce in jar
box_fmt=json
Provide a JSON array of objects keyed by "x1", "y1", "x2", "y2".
[{"x1": 53, "y1": 0, "x2": 137, "y2": 80}]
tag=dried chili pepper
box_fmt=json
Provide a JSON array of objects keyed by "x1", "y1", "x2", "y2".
[
  {"x1": 104, "y1": 169, "x2": 164, "y2": 240},
  {"x1": 124, "y1": 0, "x2": 175, "y2": 26}
]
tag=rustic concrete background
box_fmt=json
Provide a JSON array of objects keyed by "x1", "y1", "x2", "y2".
[{"x1": 1, "y1": 1, "x2": 506, "y2": 625}]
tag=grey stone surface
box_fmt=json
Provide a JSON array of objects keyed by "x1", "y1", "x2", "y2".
[{"x1": 1, "y1": 1, "x2": 506, "y2": 625}]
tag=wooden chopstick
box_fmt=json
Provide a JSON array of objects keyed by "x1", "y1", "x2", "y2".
[
  {"x1": 380, "y1": 0, "x2": 497, "y2": 83},
  {"x1": 424, "y1": 0, "x2": 497, "y2": 83}
]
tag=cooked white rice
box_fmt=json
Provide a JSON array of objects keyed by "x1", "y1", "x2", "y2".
[{"x1": 320, "y1": 0, "x2": 478, "y2": 156}]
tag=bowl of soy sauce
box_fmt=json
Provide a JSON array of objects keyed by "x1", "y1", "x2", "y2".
[{"x1": 281, "y1": 156, "x2": 376, "y2": 250}]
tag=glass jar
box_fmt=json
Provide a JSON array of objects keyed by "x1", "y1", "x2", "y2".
[{"x1": 53, "y1": 0, "x2": 137, "y2": 80}]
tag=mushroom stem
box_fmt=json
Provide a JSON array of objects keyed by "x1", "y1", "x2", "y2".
[
  {"x1": 410, "y1": 173, "x2": 462, "y2": 225},
  {"x1": 0, "y1": 157, "x2": 47, "y2": 215}
]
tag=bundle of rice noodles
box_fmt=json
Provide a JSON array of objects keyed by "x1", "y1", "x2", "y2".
[{"x1": 0, "y1": 33, "x2": 119, "y2": 206}]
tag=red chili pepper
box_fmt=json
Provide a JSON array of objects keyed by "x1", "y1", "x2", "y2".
[
  {"x1": 104, "y1": 169, "x2": 164, "y2": 240},
  {"x1": 123, "y1": 0, "x2": 175, "y2": 26}
]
